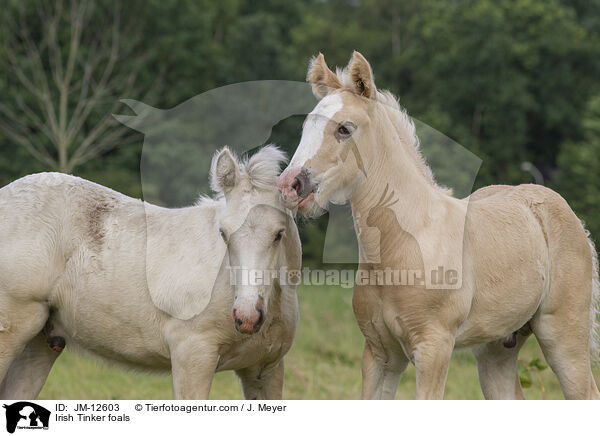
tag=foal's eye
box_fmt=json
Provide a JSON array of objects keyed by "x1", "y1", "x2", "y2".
[
  {"x1": 274, "y1": 229, "x2": 285, "y2": 242},
  {"x1": 337, "y1": 125, "x2": 350, "y2": 136},
  {"x1": 219, "y1": 229, "x2": 227, "y2": 243}
]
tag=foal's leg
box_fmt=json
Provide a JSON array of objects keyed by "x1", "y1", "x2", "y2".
[
  {"x1": 472, "y1": 333, "x2": 529, "y2": 400},
  {"x1": 361, "y1": 342, "x2": 409, "y2": 400},
  {"x1": 169, "y1": 334, "x2": 219, "y2": 400},
  {"x1": 0, "y1": 331, "x2": 62, "y2": 399},
  {"x1": 0, "y1": 300, "x2": 49, "y2": 383},
  {"x1": 259, "y1": 360, "x2": 285, "y2": 400},
  {"x1": 529, "y1": 228, "x2": 600, "y2": 399},
  {"x1": 413, "y1": 331, "x2": 455, "y2": 400},
  {"x1": 236, "y1": 360, "x2": 285, "y2": 400},
  {"x1": 531, "y1": 311, "x2": 599, "y2": 399}
]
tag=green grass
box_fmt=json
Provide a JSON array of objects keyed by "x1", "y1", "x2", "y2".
[{"x1": 39, "y1": 285, "x2": 600, "y2": 400}]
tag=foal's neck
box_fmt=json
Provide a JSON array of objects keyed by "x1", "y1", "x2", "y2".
[
  {"x1": 352, "y1": 140, "x2": 443, "y2": 224},
  {"x1": 350, "y1": 125, "x2": 447, "y2": 264}
]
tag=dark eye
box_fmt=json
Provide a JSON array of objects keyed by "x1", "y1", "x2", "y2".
[
  {"x1": 219, "y1": 229, "x2": 227, "y2": 243},
  {"x1": 274, "y1": 229, "x2": 285, "y2": 242},
  {"x1": 337, "y1": 125, "x2": 350, "y2": 136}
]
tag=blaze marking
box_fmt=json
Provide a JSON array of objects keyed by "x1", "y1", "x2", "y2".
[{"x1": 289, "y1": 94, "x2": 344, "y2": 168}]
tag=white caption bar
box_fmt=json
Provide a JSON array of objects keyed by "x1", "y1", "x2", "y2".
[{"x1": 1, "y1": 400, "x2": 595, "y2": 436}]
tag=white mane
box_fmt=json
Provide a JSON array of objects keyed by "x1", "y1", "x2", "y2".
[
  {"x1": 240, "y1": 145, "x2": 288, "y2": 191},
  {"x1": 209, "y1": 145, "x2": 288, "y2": 194}
]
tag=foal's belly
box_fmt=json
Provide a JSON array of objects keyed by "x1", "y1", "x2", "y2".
[
  {"x1": 50, "y1": 279, "x2": 172, "y2": 370},
  {"x1": 52, "y1": 314, "x2": 171, "y2": 371},
  {"x1": 455, "y1": 260, "x2": 549, "y2": 347},
  {"x1": 53, "y1": 311, "x2": 171, "y2": 370}
]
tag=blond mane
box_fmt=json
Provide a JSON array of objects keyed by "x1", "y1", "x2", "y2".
[{"x1": 335, "y1": 66, "x2": 452, "y2": 195}]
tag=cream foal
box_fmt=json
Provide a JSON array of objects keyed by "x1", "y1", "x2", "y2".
[
  {"x1": 279, "y1": 52, "x2": 600, "y2": 400},
  {"x1": 0, "y1": 146, "x2": 300, "y2": 400}
]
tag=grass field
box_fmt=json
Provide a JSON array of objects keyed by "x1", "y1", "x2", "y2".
[{"x1": 39, "y1": 285, "x2": 600, "y2": 400}]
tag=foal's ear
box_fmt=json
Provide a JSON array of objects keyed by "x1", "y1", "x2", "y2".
[
  {"x1": 307, "y1": 53, "x2": 342, "y2": 100},
  {"x1": 348, "y1": 51, "x2": 376, "y2": 99},
  {"x1": 210, "y1": 147, "x2": 240, "y2": 193}
]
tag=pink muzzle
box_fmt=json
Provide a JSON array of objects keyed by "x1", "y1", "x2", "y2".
[{"x1": 278, "y1": 167, "x2": 315, "y2": 210}]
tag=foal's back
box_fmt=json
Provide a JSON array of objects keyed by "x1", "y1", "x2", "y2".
[{"x1": 0, "y1": 174, "x2": 138, "y2": 297}]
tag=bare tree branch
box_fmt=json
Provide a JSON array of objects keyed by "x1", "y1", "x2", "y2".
[
  {"x1": 6, "y1": 98, "x2": 58, "y2": 149},
  {"x1": 0, "y1": 117, "x2": 57, "y2": 168},
  {"x1": 70, "y1": 128, "x2": 140, "y2": 170},
  {"x1": 10, "y1": 12, "x2": 60, "y2": 138},
  {"x1": 45, "y1": 0, "x2": 65, "y2": 87},
  {"x1": 0, "y1": 103, "x2": 55, "y2": 162},
  {"x1": 0, "y1": 0, "x2": 154, "y2": 173},
  {"x1": 65, "y1": 3, "x2": 121, "y2": 145}
]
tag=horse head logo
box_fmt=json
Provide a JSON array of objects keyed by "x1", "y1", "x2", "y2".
[{"x1": 3, "y1": 402, "x2": 51, "y2": 433}]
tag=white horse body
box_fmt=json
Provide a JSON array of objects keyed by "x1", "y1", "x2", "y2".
[{"x1": 0, "y1": 146, "x2": 300, "y2": 399}]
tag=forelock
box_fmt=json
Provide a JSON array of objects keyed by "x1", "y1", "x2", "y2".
[{"x1": 241, "y1": 145, "x2": 288, "y2": 191}]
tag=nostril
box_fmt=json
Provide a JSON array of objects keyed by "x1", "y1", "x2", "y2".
[
  {"x1": 294, "y1": 169, "x2": 314, "y2": 198},
  {"x1": 253, "y1": 309, "x2": 265, "y2": 333},
  {"x1": 292, "y1": 176, "x2": 302, "y2": 194},
  {"x1": 236, "y1": 318, "x2": 243, "y2": 326}
]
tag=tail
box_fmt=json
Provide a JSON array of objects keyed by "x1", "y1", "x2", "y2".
[{"x1": 583, "y1": 223, "x2": 600, "y2": 365}]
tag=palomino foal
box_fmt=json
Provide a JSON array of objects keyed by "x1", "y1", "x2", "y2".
[
  {"x1": 0, "y1": 145, "x2": 300, "y2": 400},
  {"x1": 279, "y1": 52, "x2": 600, "y2": 400}
]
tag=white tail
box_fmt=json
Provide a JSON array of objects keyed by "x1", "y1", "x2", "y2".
[{"x1": 584, "y1": 225, "x2": 600, "y2": 365}]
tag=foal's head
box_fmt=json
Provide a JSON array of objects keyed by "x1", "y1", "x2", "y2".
[
  {"x1": 279, "y1": 51, "x2": 384, "y2": 216},
  {"x1": 211, "y1": 145, "x2": 292, "y2": 334},
  {"x1": 279, "y1": 51, "x2": 424, "y2": 219}
]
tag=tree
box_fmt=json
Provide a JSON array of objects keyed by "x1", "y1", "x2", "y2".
[
  {"x1": 289, "y1": 0, "x2": 600, "y2": 187},
  {"x1": 0, "y1": 0, "x2": 154, "y2": 173}
]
